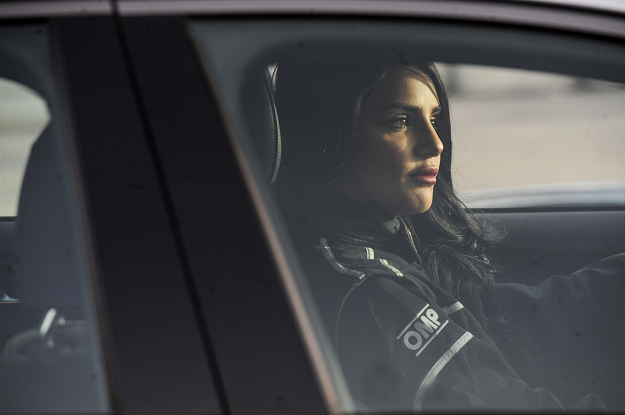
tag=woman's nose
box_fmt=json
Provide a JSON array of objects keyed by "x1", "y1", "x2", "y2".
[{"x1": 413, "y1": 122, "x2": 444, "y2": 158}]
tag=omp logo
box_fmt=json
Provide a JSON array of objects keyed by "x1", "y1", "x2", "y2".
[{"x1": 396, "y1": 304, "x2": 449, "y2": 356}]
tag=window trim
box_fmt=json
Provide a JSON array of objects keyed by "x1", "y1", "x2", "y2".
[
  {"x1": 0, "y1": 1, "x2": 112, "y2": 19},
  {"x1": 117, "y1": 0, "x2": 625, "y2": 40}
]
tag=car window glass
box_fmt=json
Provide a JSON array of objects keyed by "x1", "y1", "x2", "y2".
[
  {"x1": 438, "y1": 64, "x2": 625, "y2": 208},
  {"x1": 0, "y1": 24, "x2": 110, "y2": 413},
  {"x1": 189, "y1": 19, "x2": 625, "y2": 412}
]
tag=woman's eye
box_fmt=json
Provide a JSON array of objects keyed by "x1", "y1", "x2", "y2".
[
  {"x1": 430, "y1": 118, "x2": 438, "y2": 130},
  {"x1": 386, "y1": 117, "x2": 410, "y2": 128}
]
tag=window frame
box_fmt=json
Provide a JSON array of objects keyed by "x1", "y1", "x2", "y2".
[
  {"x1": 50, "y1": 16, "x2": 222, "y2": 413},
  {"x1": 182, "y1": 10, "x2": 625, "y2": 412}
]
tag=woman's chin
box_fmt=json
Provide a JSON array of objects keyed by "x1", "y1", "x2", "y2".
[
  {"x1": 404, "y1": 194, "x2": 434, "y2": 215},
  {"x1": 409, "y1": 205, "x2": 432, "y2": 216},
  {"x1": 385, "y1": 199, "x2": 433, "y2": 217}
]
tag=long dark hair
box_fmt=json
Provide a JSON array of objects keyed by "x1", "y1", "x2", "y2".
[{"x1": 274, "y1": 58, "x2": 509, "y2": 335}]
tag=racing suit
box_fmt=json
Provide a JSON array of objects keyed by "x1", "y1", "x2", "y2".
[{"x1": 288, "y1": 195, "x2": 624, "y2": 412}]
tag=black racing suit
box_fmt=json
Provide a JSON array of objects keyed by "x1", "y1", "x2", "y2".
[{"x1": 288, "y1": 196, "x2": 625, "y2": 412}]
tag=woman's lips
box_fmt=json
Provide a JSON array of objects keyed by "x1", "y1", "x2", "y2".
[{"x1": 407, "y1": 167, "x2": 438, "y2": 185}]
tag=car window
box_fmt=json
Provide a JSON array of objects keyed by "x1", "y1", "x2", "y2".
[
  {"x1": 189, "y1": 19, "x2": 625, "y2": 412},
  {"x1": 0, "y1": 24, "x2": 110, "y2": 412},
  {"x1": 438, "y1": 64, "x2": 625, "y2": 208}
]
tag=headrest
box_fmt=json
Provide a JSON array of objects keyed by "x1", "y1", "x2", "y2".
[{"x1": 241, "y1": 65, "x2": 281, "y2": 184}]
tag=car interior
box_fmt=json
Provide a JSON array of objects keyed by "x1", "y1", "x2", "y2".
[{"x1": 216, "y1": 25, "x2": 625, "y2": 278}]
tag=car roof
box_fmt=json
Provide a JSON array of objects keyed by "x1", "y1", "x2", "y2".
[
  {"x1": 509, "y1": 0, "x2": 625, "y2": 15},
  {"x1": 0, "y1": 1, "x2": 623, "y2": 41},
  {"x1": 1, "y1": 0, "x2": 624, "y2": 20}
]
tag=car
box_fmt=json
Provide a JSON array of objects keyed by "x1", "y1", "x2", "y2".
[{"x1": 0, "y1": 0, "x2": 623, "y2": 412}]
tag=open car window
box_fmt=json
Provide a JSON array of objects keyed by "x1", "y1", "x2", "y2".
[
  {"x1": 189, "y1": 19, "x2": 625, "y2": 412},
  {"x1": 439, "y1": 64, "x2": 625, "y2": 209}
]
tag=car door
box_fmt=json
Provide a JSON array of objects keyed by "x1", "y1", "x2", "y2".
[
  {"x1": 0, "y1": 3, "x2": 327, "y2": 413},
  {"x1": 116, "y1": 1, "x2": 625, "y2": 412},
  {"x1": 118, "y1": 15, "x2": 327, "y2": 415}
]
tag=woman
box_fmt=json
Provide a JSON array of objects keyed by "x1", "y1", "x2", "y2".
[{"x1": 273, "y1": 59, "x2": 624, "y2": 411}]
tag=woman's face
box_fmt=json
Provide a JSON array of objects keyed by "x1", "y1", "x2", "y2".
[{"x1": 338, "y1": 68, "x2": 444, "y2": 217}]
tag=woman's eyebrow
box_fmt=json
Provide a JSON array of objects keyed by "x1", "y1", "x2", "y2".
[
  {"x1": 384, "y1": 103, "x2": 441, "y2": 112},
  {"x1": 384, "y1": 103, "x2": 419, "y2": 111}
]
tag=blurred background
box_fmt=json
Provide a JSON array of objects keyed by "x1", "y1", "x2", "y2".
[{"x1": 437, "y1": 64, "x2": 625, "y2": 206}]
